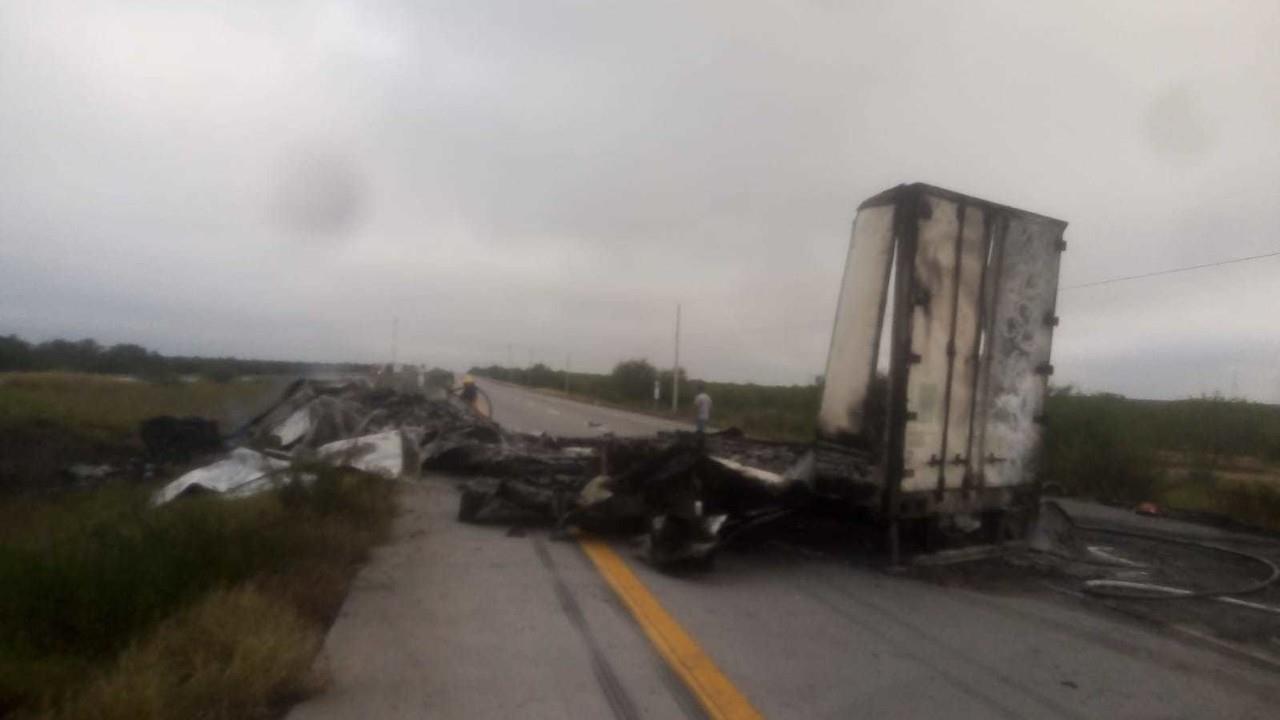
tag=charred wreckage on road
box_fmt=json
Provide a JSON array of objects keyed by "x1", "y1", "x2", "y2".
[
  {"x1": 150, "y1": 373, "x2": 820, "y2": 568},
  {"x1": 153, "y1": 183, "x2": 1070, "y2": 569}
]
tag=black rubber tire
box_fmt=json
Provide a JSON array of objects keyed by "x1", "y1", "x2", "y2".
[{"x1": 458, "y1": 488, "x2": 486, "y2": 523}]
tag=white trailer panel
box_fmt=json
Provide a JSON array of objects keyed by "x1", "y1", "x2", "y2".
[{"x1": 817, "y1": 184, "x2": 1065, "y2": 521}]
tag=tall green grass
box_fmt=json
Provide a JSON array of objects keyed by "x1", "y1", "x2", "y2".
[
  {"x1": 52, "y1": 586, "x2": 321, "y2": 720},
  {"x1": 0, "y1": 468, "x2": 395, "y2": 717}
]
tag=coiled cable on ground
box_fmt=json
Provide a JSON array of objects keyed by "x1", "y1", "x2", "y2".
[{"x1": 1044, "y1": 500, "x2": 1280, "y2": 600}]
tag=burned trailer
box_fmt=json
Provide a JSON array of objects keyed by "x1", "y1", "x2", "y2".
[{"x1": 815, "y1": 184, "x2": 1065, "y2": 551}]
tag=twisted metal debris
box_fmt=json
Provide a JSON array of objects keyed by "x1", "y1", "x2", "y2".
[{"x1": 152, "y1": 378, "x2": 816, "y2": 569}]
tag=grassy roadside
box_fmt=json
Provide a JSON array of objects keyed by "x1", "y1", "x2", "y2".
[
  {"x1": 0, "y1": 372, "x2": 398, "y2": 718},
  {"x1": 0, "y1": 465, "x2": 396, "y2": 719}
]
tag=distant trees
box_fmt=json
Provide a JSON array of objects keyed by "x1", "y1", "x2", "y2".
[
  {"x1": 0, "y1": 334, "x2": 372, "y2": 380},
  {"x1": 424, "y1": 368, "x2": 455, "y2": 389},
  {"x1": 0, "y1": 335, "x2": 34, "y2": 370},
  {"x1": 525, "y1": 363, "x2": 561, "y2": 389},
  {"x1": 611, "y1": 359, "x2": 657, "y2": 401},
  {"x1": 468, "y1": 363, "x2": 564, "y2": 390},
  {"x1": 657, "y1": 367, "x2": 690, "y2": 406}
]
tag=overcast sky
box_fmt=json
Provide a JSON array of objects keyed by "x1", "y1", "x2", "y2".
[{"x1": 2, "y1": 1, "x2": 1278, "y2": 400}]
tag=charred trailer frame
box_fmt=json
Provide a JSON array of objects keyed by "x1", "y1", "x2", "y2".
[{"x1": 815, "y1": 184, "x2": 1065, "y2": 546}]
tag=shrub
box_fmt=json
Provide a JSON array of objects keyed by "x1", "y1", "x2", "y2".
[
  {"x1": 611, "y1": 359, "x2": 658, "y2": 402},
  {"x1": 1041, "y1": 391, "x2": 1160, "y2": 503}
]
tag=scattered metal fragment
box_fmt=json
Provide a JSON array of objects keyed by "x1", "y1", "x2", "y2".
[
  {"x1": 153, "y1": 378, "x2": 496, "y2": 505},
  {"x1": 153, "y1": 447, "x2": 290, "y2": 504},
  {"x1": 63, "y1": 463, "x2": 116, "y2": 483}
]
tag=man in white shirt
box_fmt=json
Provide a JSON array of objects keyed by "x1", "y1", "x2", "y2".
[{"x1": 693, "y1": 383, "x2": 712, "y2": 435}]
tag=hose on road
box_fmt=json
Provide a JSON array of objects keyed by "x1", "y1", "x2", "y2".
[{"x1": 1046, "y1": 500, "x2": 1280, "y2": 601}]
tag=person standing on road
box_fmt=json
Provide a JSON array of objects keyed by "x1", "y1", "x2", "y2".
[
  {"x1": 694, "y1": 383, "x2": 712, "y2": 435},
  {"x1": 459, "y1": 374, "x2": 479, "y2": 406}
]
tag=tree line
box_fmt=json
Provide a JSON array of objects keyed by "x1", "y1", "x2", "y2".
[{"x1": 0, "y1": 335, "x2": 371, "y2": 381}]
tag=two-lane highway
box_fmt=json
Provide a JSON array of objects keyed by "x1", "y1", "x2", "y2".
[
  {"x1": 292, "y1": 380, "x2": 1280, "y2": 719},
  {"x1": 477, "y1": 378, "x2": 690, "y2": 437}
]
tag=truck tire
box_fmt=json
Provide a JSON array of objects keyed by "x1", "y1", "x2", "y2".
[{"x1": 458, "y1": 488, "x2": 486, "y2": 523}]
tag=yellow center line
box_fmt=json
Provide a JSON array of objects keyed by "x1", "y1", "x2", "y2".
[{"x1": 578, "y1": 537, "x2": 766, "y2": 720}]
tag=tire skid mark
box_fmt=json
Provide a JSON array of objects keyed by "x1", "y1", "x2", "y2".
[
  {"x1": 533, "y1": 536, "x2": 642, "y2": 720},
  {"x1": 583, "y1": 550, "x2": 708, "y2": 720}
]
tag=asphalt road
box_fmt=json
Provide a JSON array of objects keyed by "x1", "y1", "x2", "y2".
[
  {"x1": 477, "y1": 378, "x2": 691, "y2": 437},
  {"x1": 290, "y1": 381, "x2": 1280, "y2": 719}
]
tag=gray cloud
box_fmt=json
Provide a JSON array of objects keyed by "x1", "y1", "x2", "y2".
[{"x1": 1, "y1": 0, "x2": 1278, "y2": 400}]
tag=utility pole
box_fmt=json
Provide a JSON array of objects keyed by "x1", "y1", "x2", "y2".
[
  {"x1": 672, "y1": 303, "x2": 681, "y2": 412},
  {"x1": 507, "y1": 343, "x2": 513, "y2": 368},
  {"x1": 564, "y1": 352, "x2": 571, "y2": 393},
  {"x1": 391, "y1": 315, "x2": 399, "y2": 370}
]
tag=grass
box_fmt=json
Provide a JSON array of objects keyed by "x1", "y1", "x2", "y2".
[
  {"x1": 0, "y1": 465, "x2": 396, "y2": 718},
  {"x1": 51, "y1": 586, "x2": 321, "y2": 720},
  {"x1": 0, "y1": 372, "x2": 283, "y2": 490},
  {"x1": 0, "y1": 372, "x2": 280, "y2": 441},
  {"x1": 0, "y1": 371, "x2": 397, "y2": 717}
]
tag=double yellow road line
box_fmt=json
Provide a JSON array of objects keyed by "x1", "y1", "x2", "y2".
[{"x1": 578, "y1": 538, "x2": 765, "y2": 720}]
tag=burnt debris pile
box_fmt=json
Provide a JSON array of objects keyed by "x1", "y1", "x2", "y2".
[
  {"x1": 453, "y1": 430, "x2": 815, "y2": 568},
  {"x1": 150, "y1": 378, "x2": 820, "y2": 569},
  {"x1": 152, "y1": 378, "x2": 497, "y2": 504}
]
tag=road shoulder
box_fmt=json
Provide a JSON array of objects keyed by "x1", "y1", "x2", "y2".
[{"x1": 287, "y1": 478, "x2": 696, "y2": 720}]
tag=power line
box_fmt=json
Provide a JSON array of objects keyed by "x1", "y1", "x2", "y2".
[{"x1": 1062, "y1": 249, "x2": 1280, "y2": 291}]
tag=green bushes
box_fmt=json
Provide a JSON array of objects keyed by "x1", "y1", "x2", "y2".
[
  {"x1": 1040, "y1": 390, "x2": 1161, "y2": 503},
  {"x1": 1040, "y1": 388, "x2": 1280, "y2": 530},
  {"x1": 611, "y1": 359, "x2": 658, "y2": 402}
]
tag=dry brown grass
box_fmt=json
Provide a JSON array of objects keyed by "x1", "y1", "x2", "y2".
[{"x1": 50, "y1": 586, "x2": 322, "y2": 720}]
